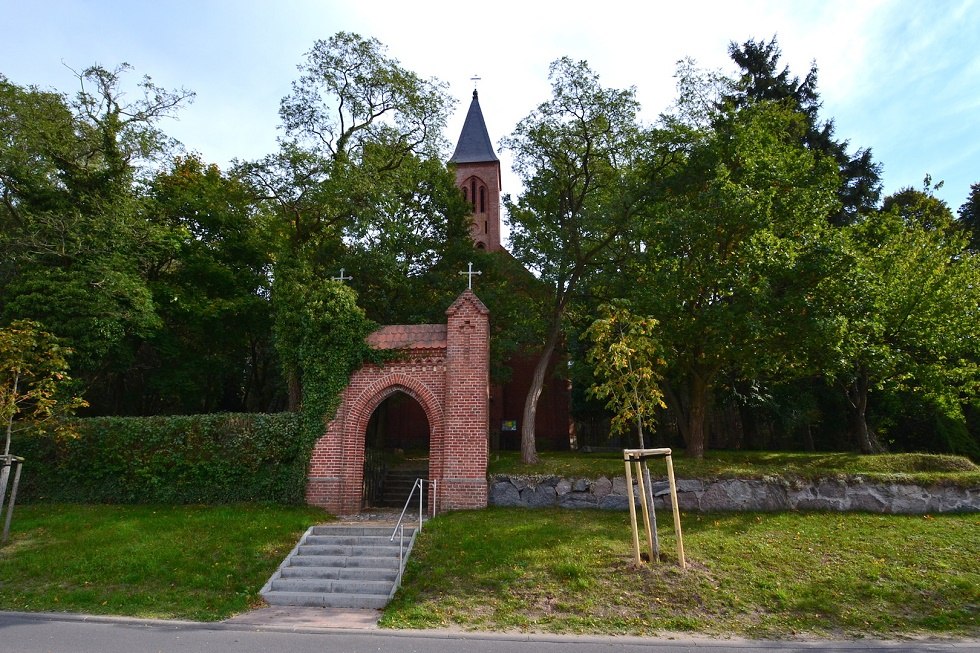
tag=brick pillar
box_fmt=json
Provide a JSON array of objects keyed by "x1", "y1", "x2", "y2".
[{"x1": 440, "y1": 289, "x2": 489, "y2": 510}]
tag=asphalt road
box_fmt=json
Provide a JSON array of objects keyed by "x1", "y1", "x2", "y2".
[{"x1": 0, "y1": 612, "x2": 976, "y2": 653}]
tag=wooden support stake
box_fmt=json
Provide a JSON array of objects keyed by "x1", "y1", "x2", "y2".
[
  {"x1": 624, "y1": 458, "x2": 641, "y2": 565},
  {"x1": 665, "y1": 453, "x2": 686, "y2": 569},
  {"x1": 634, "y1": 459, "x2": 655, "y2": 563}
]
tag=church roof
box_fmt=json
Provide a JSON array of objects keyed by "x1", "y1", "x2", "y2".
[
  {"x1": 367, "y1": 324, "x2": 447, "y2": 350},
  {"x1": 449, "y1": 90, "x2": 499, "y2": 164}
]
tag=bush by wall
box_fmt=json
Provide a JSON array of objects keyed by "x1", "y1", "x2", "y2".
[{"x1": 11, "y1": 413, "x2": 310, "y2": 504}]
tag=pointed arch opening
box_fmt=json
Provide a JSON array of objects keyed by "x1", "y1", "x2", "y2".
[{"x1": 363, "y1": 390, "x2": 431, "y2": 508}]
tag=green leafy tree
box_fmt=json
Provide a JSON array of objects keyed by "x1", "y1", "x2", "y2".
[
  {"x1": 0, "y1": 66, "x2": 193, "y2": 409},
  {"x1": 584, "y1": 303, "x2": 665, "y2": 448},
  {"x1": 502, "y1": 57, "x2": 649, "y2": 464},
  {"x1": 826, "y1": 185, "x2": 980, "y2": 453},
  {"x1": 238, "y1": 33, "x2": 467, "y2": 409},
  {"x1": 1, "y1": 320, "x2": 87, "y2": 457},
  {"x1": 725, "y1": 37, "x2": 882, "y2": 225},
  {"x1": 142, "y1": 155, "x2": 278, "y2": 413},
  {"x1": 631, "y1": 99, "x2": 839, "y2": 459},
  {"x1": 271, "y1": 269, "x2": 377, "y2": 446}
]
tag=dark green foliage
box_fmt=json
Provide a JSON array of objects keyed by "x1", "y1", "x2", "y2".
[
  {"x1": 958, "y1": 181, "x2": 980, "y2": 252},
  {"x1": 0, "y1": 66, "x2": 194, "y2": 411},
  {"x1": 725, "y1": 37, "x2": 882, "y2": 225},
  {"x1": 11, "y1": 413, "x2": 311, "y2": 504}
]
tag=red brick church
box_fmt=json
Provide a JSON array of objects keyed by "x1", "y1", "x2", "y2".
[{"x1": 305, "y1": 90, "x2": 570, "y2": 514}]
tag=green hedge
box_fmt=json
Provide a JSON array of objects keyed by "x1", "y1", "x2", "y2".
[{"x1": 10, "y1": 413, "x2": 313, "y2": 504}]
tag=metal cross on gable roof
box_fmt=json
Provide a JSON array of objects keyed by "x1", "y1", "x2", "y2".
[
  {"x1": 459, "y1": 261, "x2": 481, "y2": 290},
  {"x1": 332, "y1": 268, "x2": 352, "y2": 283}
]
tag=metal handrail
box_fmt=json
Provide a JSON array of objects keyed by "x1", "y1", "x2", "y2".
[
  {"x1": 389, "y1": 477, "x2": 437, "y2": 593},
  {"x1": 390, "y1": 477, "x2": 437, "y2": 541}
]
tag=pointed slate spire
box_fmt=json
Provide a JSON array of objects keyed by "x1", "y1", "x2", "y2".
[{"x1": 449, "y1": 90, "x2": 498, "y2": 164}]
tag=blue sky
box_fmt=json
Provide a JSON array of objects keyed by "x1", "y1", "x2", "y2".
[{"x1": 3, "y1": 0, "x2": 978, "y2": 219}]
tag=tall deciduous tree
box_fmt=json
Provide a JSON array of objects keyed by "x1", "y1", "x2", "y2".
[
  {"x1": 143, "y1": 155, "x2": 278, "y2": 413},
  {"x1": 502, "y1": 57, "x2": 649, "y2": 464},
  {"x1": 0, "y1": 66, "x2": 193, "y2": 408},
  {"x1": 631, "y1": 98, "x2": 839, "y2": 459},
  {"x1": 827, "y1": 184, "x2": 980, "y2": 453},
  {"x1": 238, "y1": 33, "x2": 468, "y2": 410}
]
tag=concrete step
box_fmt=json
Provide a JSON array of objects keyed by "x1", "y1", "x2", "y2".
[
  {"x1": 297, "y1": 544, "x2": 400, "y2": 557},
  {"x1": 279, "y1": 565, "x2": 397, "y2": 582},
  {"x1": 287, "y1": 554, "x2": 401, "y2": 569},
  {"x1": 270, "y1": 577, "x2": 394, "y2": 595},
  {"x1": 310, "y1": 525, "x2": 405, "y2": 537},
  {"x1": 263, "y1": 590, "x2": 389, "y2": 610},
  {"x1": 305, "y1": 534, "x2": 400, "y2": 546}
]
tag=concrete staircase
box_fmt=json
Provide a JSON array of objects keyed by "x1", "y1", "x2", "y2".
[{"x1": 260, "y1": 523, "x2": 417, "y2": 609}]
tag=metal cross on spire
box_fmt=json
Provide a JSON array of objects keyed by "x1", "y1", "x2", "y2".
[
  {"x1": 470, "y1": 74, "x2": 481, "y2": 91},
  {"x1": 459, "y1": 261, "x2": 481, "y2": 290},
  {"x1": 332, "y1": 268, "x2": 352, "y2": 283}
]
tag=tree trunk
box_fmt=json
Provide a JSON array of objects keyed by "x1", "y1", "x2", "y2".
[
  {"x1": 520, "y1": 318, "x2": 562, "y2": 465},
  {"x1": 848, "y1": 371, "x2": 875, "y2": 454},
  {"x1": 287, "y1": 370, "x2": 302, "y2": 412},
  {"x1": 686, "y1": 373, "x2": 708, "y2": 460},
  {"x1": 4, "y1": 372, "x2": 19, "y2": 457},
  {"x1": 663, "y1": 382, "x2": 690, "y2": 447},
  {"x1": 802, "y1": 424, "x2": 815, "y2": 452}
]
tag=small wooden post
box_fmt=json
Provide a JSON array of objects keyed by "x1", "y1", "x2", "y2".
[
  {"x1": 623, "y1": 458, "x2": 641, "y2": 565},
  {"x1": 664, "y1": 452, "x2": 686, "y2": 569},
  {"x1": 633, "y1": 457, "x2": 655, "y2": 562}
]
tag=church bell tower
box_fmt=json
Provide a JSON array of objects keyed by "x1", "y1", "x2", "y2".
[{"x1": 449, "y1": 90, "x2": 502, "y2": 252}]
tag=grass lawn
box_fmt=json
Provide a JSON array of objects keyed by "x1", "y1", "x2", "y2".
[
  {"x1": 488, "y1": 450, "x2": 980, "y2": 487},
  {"x1": 0, "y1": 504, "x2": 328, "y2": 621},
  {"x1": 382, "y1": 507, "x2": 980, "y2": 639},
  {"x1": 1, "y1": 478, "x2": 978, "y2": 639}
]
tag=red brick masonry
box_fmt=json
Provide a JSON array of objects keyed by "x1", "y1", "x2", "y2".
[{"x1": 306, "y1": 290, "x2": 490, "y2": 515}]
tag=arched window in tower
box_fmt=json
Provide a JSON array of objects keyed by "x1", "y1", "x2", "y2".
[
  {"x1": 479, "y1": 186, "x2": 485, "y2": 214},
  {"x1": 462, "y1": 187, "x2": 468, "y2": 204},
  {"x1": 470, "y1": 179, "x2": 477, "y2": 212}
]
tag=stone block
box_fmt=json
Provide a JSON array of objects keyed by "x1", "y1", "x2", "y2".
[
  {"x1": 675, "y1": 479, "x2": 704, "y2": 493},
  {"x1": 556, "y1": 479, "x2": 572, "y2": 495},
  {"x1": 592, "y1": 476, "x2": 613, "y2": 497},
  {"x1": 559, "y1": 492, "x2": 598, "y2": 509},
  {"x1": 611, "y1": 476, "x2": 633, "y2": 496},
  {"x1": 522, "y1": 484, "x2": 557, "y2": 508},
  {"x1": 490, "y1": 481, "x2": 523, "y2": 507},
  {"x1": 847, "y1": 488, "x2": 887, "y2": 512},
  {"x1": 599, "y1": 494, "x2": 631, "y2": 510}
]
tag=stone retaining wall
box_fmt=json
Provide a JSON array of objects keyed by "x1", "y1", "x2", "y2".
[{"x1": 488, "y1": 474, "x2": 979, "y2": 514}]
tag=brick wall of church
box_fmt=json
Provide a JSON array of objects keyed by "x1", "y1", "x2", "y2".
[{"x1": 454, "y1": 161, "x2": 502, "y2": 252}]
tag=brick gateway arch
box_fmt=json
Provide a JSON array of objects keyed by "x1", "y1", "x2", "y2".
[{"x1": 306, "y1": 290, "x2": 489, "y2": 515}]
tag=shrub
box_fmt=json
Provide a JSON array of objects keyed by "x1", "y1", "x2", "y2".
[{"x1": 11, "y1": 413, "x2": 311, "y2": 504}]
